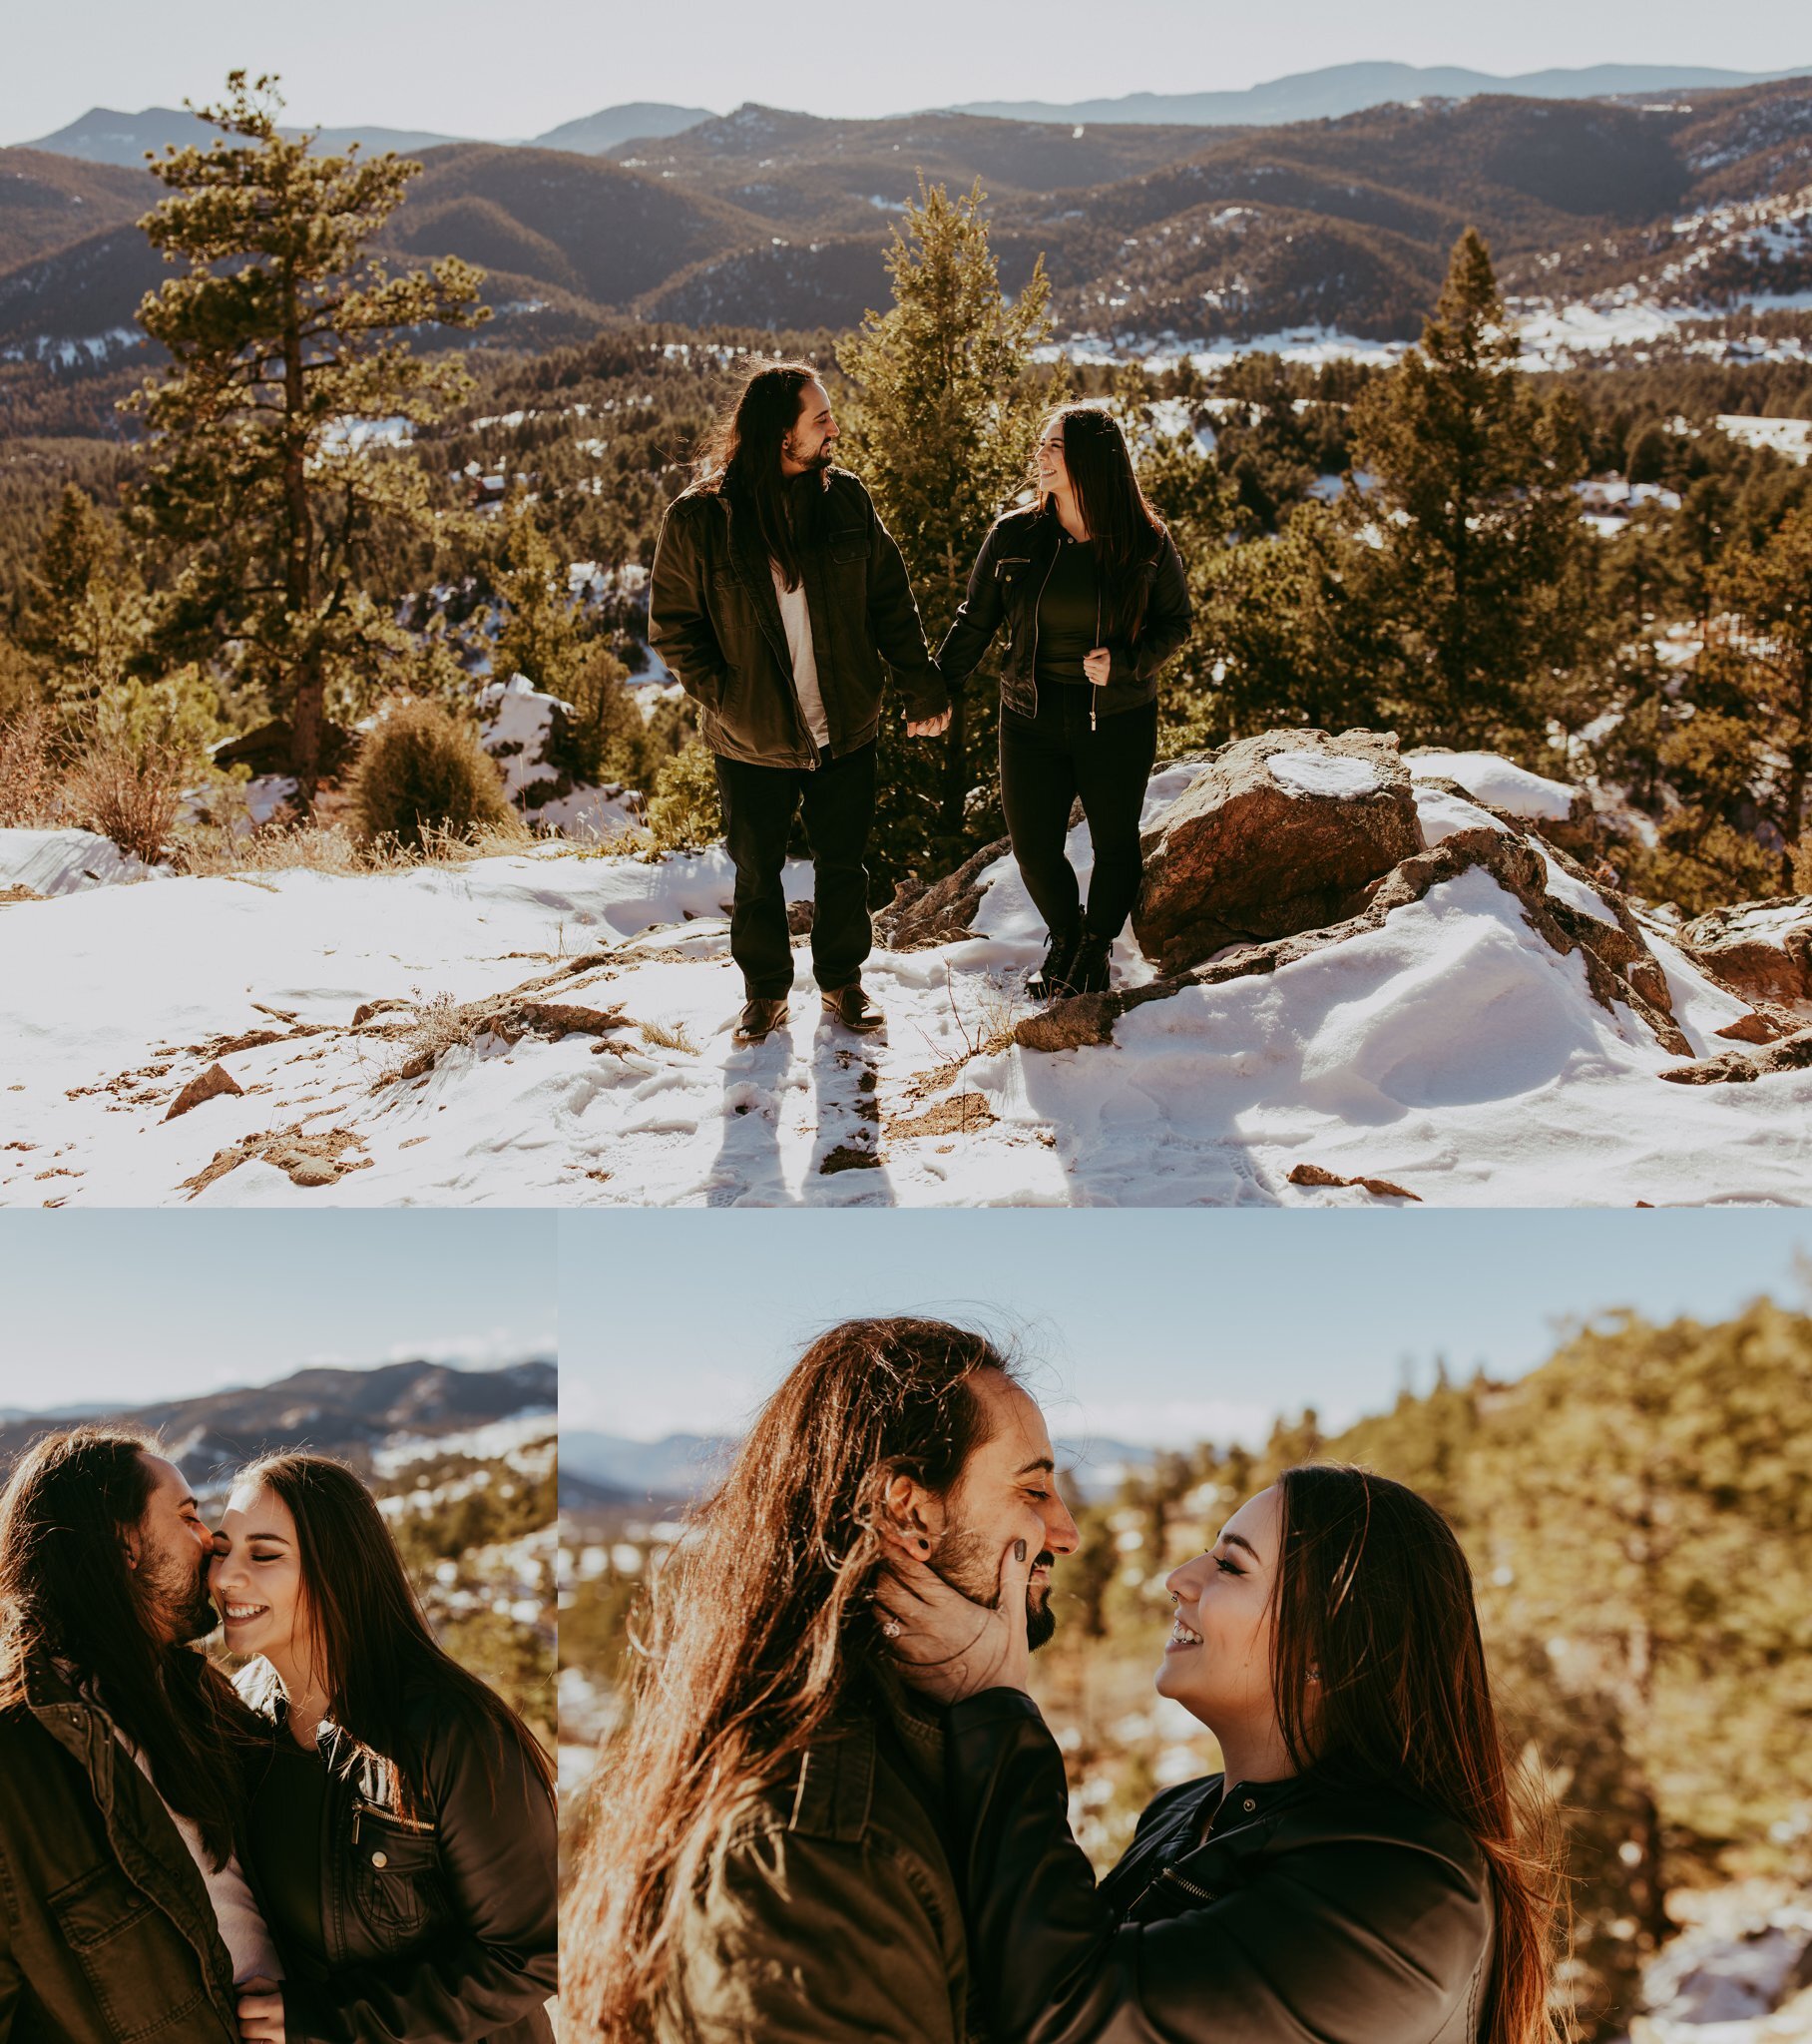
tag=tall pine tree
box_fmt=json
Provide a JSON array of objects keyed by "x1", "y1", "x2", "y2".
[
  {"x1": 841, "y1": 180, "x2": 1058, "y2": 876},
  {"x1": 128, "y1": 73, "x2": 488, "y2": 796},
  {"x1": 1349, "y1": 229, "x2": 1586, "y2": 751}
]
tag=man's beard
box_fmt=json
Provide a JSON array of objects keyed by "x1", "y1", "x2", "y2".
[
  {"x1": 138, "y1": 1543, "x2": 218, "y2": 1646},
  {"x1": 931, "y1": 1527, "x2": 1058, "y2": 1652}
]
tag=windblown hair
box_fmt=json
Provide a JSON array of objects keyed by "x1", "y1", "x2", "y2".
[
  {"x1": 235, "y1": 1453, "x2": 553, "y2": 1819},
  {"x1": 563, "y1": 1316, "x2": 1018, "y2": 2040},
  {"x1": 1035, "y1": 403, "x2": 1169, "y2": 643},
  {"x1": 1272, "y1": 1466, "x2": 1563, "y2": 2044},
  {"x1": 0, "y1": 1427, "x2": 254, "y2": 1867},
  {"x1": 693, "y1": 357, "x2": 828, "y2": 591}
]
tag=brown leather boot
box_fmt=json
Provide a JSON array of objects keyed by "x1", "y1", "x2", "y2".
[
  {"x1": 820, "y1": 982, "x2": 884, "y2": 1033},
  {"x1": 733, "y1": 996, "x2": 790, "y2": 1044}
]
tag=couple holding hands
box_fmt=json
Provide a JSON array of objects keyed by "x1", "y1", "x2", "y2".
[
  {"x1": 0, "y1": 1429, "x2": 555, "y2": 2044},
  {"x1": 568, "y1": 1315, "x2": 1558, "y2": 2044},
  {"x1": 649, "y1": 360, "x2": 1194, "y2": 1045}
]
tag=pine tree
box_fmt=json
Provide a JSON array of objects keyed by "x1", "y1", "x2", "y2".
[
  {"x1": 491, "y1": 494, "x2": 586, "y2": 700},
  {"x1": 17, "y1": 485, "x2": 145, "y2": 702},
  {"x1": 1349, "y1": 229, "x2": 1587, "y2": 751},
  {"x1": 840, "y1": 180, "x2": 1059, "y2": 875},
  {"x1": 127, "y1": 72, "x2": 488, "y2": 796}
]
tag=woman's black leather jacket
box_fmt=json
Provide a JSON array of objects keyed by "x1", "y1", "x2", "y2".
[
  {"x1": 235, "y1": 1662, "x2": 556, "y2": 2044},
  {"x1": 944, "y1": 1689, "x2": 1497, "y2": 2044},
  {"x1": 936, "y1": 502, "x2": 1192, "y2": 720}
]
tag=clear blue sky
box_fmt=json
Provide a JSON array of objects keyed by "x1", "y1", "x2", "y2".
[
  {"x1": 561, "y1": 1211, "x2": 1812, "y2": 1444},
  {"x1": 0, "y1": 1213, "x2": 556, "y2": 1410},
  {"x1": 8, "y1": 0, "x2": 1809, "y2": 149}
]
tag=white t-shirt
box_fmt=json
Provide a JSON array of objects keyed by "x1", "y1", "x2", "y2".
[
  {"x1": 770, "y1": 563, "x2": 831, "y2": 751},
  {"x1": 119, "y1": 1735, "x2": 283, "y2": 1987}
]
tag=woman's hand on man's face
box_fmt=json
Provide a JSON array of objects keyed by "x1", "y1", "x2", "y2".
[
  {"x1": 876, "y1": 1527, "x2": 1039, "y2": 1705},
  {"x1": 236, "y1": 1981, "x2": 284, "y2": 2044}
]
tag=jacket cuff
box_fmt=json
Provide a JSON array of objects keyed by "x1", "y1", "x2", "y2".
[{"x1": 1107, "y1": 642, "x2": 1138, "y2": 687}]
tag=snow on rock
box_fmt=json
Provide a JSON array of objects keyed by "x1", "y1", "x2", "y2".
[
  {"x1": 1680, "y1": 899, "x2": 1812, "y2": 1011},
  {"x1": 1413, "y1": 785, "x2": 1510, "y2": 847},
  {"x1": 476, "y1": 673, "x2": 644, "y2": 837},
  {"x1": 5, "y1": 735, "x2": 1809, "y2": 1205},
  {"x1": 1628, "y1": 1882, "x2": 1812, "y2": 2044},
  {"x1": 0, "y1": 828, "x2": 169, "y2": 897},
  {"x1": 1407, "y1": 751, "x2": 1581, "y2": 822},
  {"x1": 478, "y1": 674, "x2": 570, "y2": 804},
  {"x1": 1267, "y1": 750, "x2": 1381, "y2": 798}
]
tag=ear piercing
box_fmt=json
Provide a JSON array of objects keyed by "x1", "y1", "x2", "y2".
[{"x1": 881, "y1": 1618, "x2": 903, "y2": 1638}]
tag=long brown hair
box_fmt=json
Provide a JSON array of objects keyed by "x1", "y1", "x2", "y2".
[
  {"x1": 1272, "y1": 1465, "x2": 1562, "y2": 2044},
  {"x1": 0, "y1": 1427, "x2": 254, "y2": 1866},
  {"x1": 693, "y1": 356, "x2": 827, "y2": 591},
  {"x1": 1039, "y1": 402, "x2": 1169, "y2": 642},
  {"x1": 564, "y1": 1316, "x2": 1019, "y2": 2040},
  {"x1": 235, "y1": 1452, "x2": 554, "y2": 1818}
]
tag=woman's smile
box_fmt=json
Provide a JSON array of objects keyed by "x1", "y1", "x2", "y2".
[{"x1": 1165, "y1": 1611, "x2": 1203, "y2": 1654}]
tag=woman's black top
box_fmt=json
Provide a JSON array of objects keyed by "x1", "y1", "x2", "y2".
[
  {"x1": 1033, "y1": 535, "x2": 1104, "y2": 689},
  {"x1": 943, "y1": 1689, "x2": 1497, "y2": 2044},
  {"x1": 243, "y1": 1735, "x2": 328, "y2": 1964}
]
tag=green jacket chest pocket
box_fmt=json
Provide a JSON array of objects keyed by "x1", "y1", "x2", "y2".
[{"x1": 827, "y1": 526, "x2": 868, "y2": 571}]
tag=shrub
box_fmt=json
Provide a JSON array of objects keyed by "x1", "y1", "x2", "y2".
[
  {"x1": 0, "y1": 706, "x2": 62, "y2": 828},
  {"x1": 643, "y1": 737, "x2": 721, "y2": 853},
  {"x1": 64, "y1": 728, "x2": 187, "y2": 865},
  {"x1": 349, "y1": 697, "x2": 517, "y2": 849}
]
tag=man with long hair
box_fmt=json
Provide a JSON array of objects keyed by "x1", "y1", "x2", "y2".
[
  {"x1": 563, "y1": 1316, "x2": 1080, "y2": 2042},
  {"x1": 651, "y1": 360, "x2": 949, "y2": 1044},
  {"x1": 0, "y1": 1426, "x2": 279, "y2": 2043}
]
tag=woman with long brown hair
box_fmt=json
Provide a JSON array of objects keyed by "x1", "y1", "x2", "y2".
[
  {"x1": 938, "y1": 404, "x2": 1192, "y2": 997},
  {"x1": 210, "y1": 1452, "x2": 557, "y2": 2044},
  {"x1": 881, "y1": 1463, "x2": 1562, "y2": 2044}
]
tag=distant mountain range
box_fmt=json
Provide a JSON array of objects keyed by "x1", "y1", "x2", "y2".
[
  {"x1": 25, "y1": 64, "x2": 1810, "y2": 167},
  {"x1": 949, "y1": 59, "x2": 1812, "y2": 127},
  {"x1": 3, "y1": 70, "x2": 1811, "y2": 366},
  {"x1": 559, "y1": 1427, "x2": 1162, "y2": 1510},
  {"x1": 22, "y1": 100, "x2": 716, "y2": 168},
  {"x1": 0, "y1": 1357, "x2": 558, "y2": 1487}
]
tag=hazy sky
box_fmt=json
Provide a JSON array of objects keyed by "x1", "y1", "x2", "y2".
[
  {"x1": 560, "y1": 1211, "x2": 1812, "y2": 1444},
  {"x1": 0, "y1": 1213, "x2": 556, "y2": 1410},
  {"x1": 7, "y1": 0, "x2": 1810, "y2": 148}
]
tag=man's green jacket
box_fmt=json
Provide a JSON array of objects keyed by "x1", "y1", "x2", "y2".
[
  {"x1": 657, "y1": 1677, "x2": 978, "y2": 2043},
  {"x1": 0, "y1": 1654, "x2": 241, "y2": 2044},
  {"x1": 650, "y1": 467, "x2": 947, "y2": 769}
]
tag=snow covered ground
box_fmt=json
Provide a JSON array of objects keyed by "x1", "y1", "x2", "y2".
[{"x1": 3, "y1": 752, "x2": 1807, "y2": 1209}]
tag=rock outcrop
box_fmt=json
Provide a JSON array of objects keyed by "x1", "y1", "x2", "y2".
[
  {"x1": 1680, "y1": 898, "x2": 1812, "y2": 1013},
  {"x1": 1132, "y1": 730, "x2": 1421, "y2": 974}
]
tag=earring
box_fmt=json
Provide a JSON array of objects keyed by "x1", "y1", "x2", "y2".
[{"x1": 1308, "y1": 1663, "x2": 1321, "y2": 1682}]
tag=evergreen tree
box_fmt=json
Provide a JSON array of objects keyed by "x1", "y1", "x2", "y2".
[
  {"x1": 17, "y1": 485, "x2": 145, "y2": 702},
  {"x1": 841, "y1": 180, "x2": 1058, "y2": 876},
  {"x1": 127, "y1": 72, "x2": 488, "y2": 796},
  {"x1": 1349, "y1": 229, "x2": 1587, "y2": 751},
  {"x1": 491, "y1": 493, "x2": 586, "y2": 700}
]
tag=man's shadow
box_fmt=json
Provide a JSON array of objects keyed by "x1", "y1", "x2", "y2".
[{"x1": 703, "y1": 1025, "x2": 796, "y2": 1207}]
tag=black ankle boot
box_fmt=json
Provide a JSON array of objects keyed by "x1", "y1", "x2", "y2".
[
  {"x1": 1028, "y1": 925, "x2": 1081, "y2": 1001},
  {"x1": 1069, "y1": 933, "x2": 1112, "y2": 994}
]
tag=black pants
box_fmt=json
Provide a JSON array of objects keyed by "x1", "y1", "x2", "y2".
[
  {"x1": 999, "y1": 691, "x2": 1158, "y2": 942},
  {"x1": 714, "y1": 743, "x2": 876, "y2": 1000}
]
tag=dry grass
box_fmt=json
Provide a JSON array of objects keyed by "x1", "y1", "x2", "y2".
[
  {"x1": 0, "y1": 707, "x2": 62, "y2": 828},
  {"x1": 638, "y1": 1017, "x2": 698, "y2": 1055},
  {"x1": 171, "y1": 814, "x2": 533, "y2": 878},
  {"x1": 63, "y1": 731, "x2": 188, "y2": 865}
]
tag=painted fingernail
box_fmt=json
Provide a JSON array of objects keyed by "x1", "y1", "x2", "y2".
[{"x1": 1014, "y1": 1539, "x2": 1027, "y2": 1562}]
